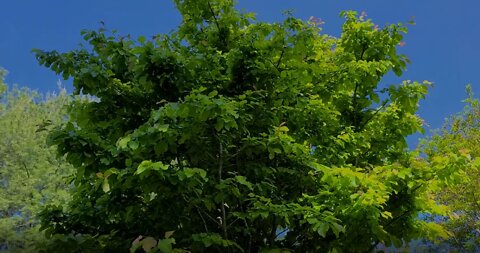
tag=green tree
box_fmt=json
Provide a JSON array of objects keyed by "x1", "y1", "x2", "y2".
[
  {"x1": 420, "y1": 85, "x2": 480, "y2": 252},
  {"x1": 33, "y1": 1, "x2": 469, "y2": 252},
  {"x1": 0, "y1": 69, "x2": 73, "y2": 252}
]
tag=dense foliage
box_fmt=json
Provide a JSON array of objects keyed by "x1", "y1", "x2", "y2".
[
  {"x1": 0, "y1": 69, "x2": 73, "y2": 252},
  {"x1": 33, "y1": 1, "x2": 471, "y2": 252},
  {"x1": 420, "y1": 85, "x2": 480, "y2": 252}
]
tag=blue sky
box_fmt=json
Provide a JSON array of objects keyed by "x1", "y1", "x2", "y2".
[{"x1": 1, "y1": 0, "x2": 479, "y2": 147}]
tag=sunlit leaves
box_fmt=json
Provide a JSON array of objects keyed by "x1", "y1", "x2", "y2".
[
  {"x1": 135, "y1": 160, "x2": 169, "y2": 175},
  {"x1": 419, "y1": 87, "x2": 480, "y2": 251}
]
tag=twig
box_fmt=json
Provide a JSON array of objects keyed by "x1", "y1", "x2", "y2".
[
  {"x1": 352, "y1": 43, "x2": 368, "y2": 131},
  {"x1": 196, "y1": 206, "x2": 210, "y2": 233},
  {"x1": 207, "y1": 1, "x2": 221, "y2": 32},
  {"x1": 218, "y1": 137, "x2": 228, "y2": 240},
  {"x1": 244, "y1": 219, "x2": 252, "y2": 253},
  {"x1": 276, "y1": 47, "x2": 286, "y2": 69},
  {"x1": 200, "y1": 207, "x2": 222, "y2": 226},
  {"x1": 352, "y1": 82, "x2": 359, "y2": 130},
  {"x1": 367, "y1": 184, "x2": 423, "y2": 252},
  {"x1": 358, "y1": 99, "x2": 389, "y2": 131},
  {"x1": 276, "y1": 228, "x2": 289, "y2": 239},
  {"x1": 269, "y1": 216, "x2": 277, "y2": 246},
  {"x1": 359, "y1": 43, "x2": 367, "y2": 61},
  {"x1": 184, "y1": 194, "x2": 219, "y2": 228},
  {"x1": 22, "y1": 161, "x2": 30, "y2": 178},
  {"x1": 227, "y1": 217, "x2": 240, "y2": 228},
  {"x1": 207, "y1": 1, "x2": 227, "y2": 48},
  {"x1": 227, "y1": 144, "x2": 248, "y2": 160}
]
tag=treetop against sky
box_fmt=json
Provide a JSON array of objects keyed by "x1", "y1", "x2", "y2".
[{"x1": 1, "y1": 0, "x2": 480, "y2": 145}]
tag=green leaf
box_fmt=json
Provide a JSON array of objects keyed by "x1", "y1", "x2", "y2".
[
  {"x1": 215, "y1": 119, "x2": 224, "y2": 131},
  {"x1": 208, "y1": 90, "x2": 218, "y2": 97},
  {"x1": 235, "y1": 175, "x2": 253, "y2": 190},
  {"x1": 102, "y1": 178, "x2": 110, "y2": 193},
  {"x1": 118, "y1": 135, "x2": 131, "y2": 149},
  {"x1": 136, "y1": 161, "x2": 153, "y2": 175},
  {"x1": 135, "y1": 160, "x2": 169, "y2": 175},
  {"x1": 329, "y1": 222, "x2": 345, "y2": 238},
  {"x1": 269, "y1": 153, "x2": 275, "y2": 160},
  {"x1": 183, "y1": 168, "x2": 197, "y2": 178},
  {"x1": 104, "y1": 168, "x2": 118, "y2": 178},
  {"x1": 129, "y1": 140, "x2": 139, "y2": 150},
  {"x1": 157, "y1": 124, "x2": 169, "y2": 132},
  {"x1": 157, "y1": 238, "x2": 175, "y2": 253},
  {"x1": 198, "y1": 169, "x2": 207, "y2": 179},
  {"x1": 317, "y1": 222, "x2": 329, "y2": 237},
  {"x1": 178, "y1": 168, "x2": 207, "y2": 181},
  {"x1": 278, "y1": 126, "x2": 289, "y2": 132}
]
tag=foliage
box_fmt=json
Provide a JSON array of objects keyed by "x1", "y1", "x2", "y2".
[
  {"x1": 0, "y1": 69, "x2": 73, "y2": 252},
  {"x1": 419, "y1": 85, "x2": 480, "y2": 252},
  {"x1": 33, "y1": 1, "x2": 469, "y2": 252}
]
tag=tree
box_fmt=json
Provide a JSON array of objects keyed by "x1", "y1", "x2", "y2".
[
  {"x1": 33, "y1": 1, "x2": 468, "y2": 252},
  {"x1": 420, "y1": 85, "x2": 480, "y2": 252},
  {"x1": 0, "y1": 69, "x2": 73, "y2": 252}
]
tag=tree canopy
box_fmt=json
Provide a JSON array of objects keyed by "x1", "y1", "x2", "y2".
[
  {"x1": 420, "y1": 85, "x2": 480, "y2": 252},
  {"x1": 0, "y1": 69, "x2": 73, "y2": 252},
  {"x1": 33, "y1": 1, "x2": 471, "y2": 252}
]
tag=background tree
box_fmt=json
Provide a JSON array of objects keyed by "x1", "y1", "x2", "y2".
[
  {"x1": 420, "y1": 85, "x2": 480, "y2": 252},
  {"x1": 34, "y1": 1, "x2": 470, "y2": 252},
  {"x1": 0, "y1": 69, "x2": 73, "y2": 252}
]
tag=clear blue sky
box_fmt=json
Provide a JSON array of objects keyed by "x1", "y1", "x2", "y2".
[{"x1": 1, "y1": 0, "x2": 479, "y2": 147}]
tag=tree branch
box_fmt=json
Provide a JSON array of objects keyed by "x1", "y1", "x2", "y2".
[
  {"x1": 269, "y1": 215, "x2": 277, "y2": 246},
  {"x1": 227, "y1": 144, "x2": 248, "y2": 160},
  {"x1": 358, "y1": 99, "x2": 389, "y2": 131},
  {"x1": 245, "y1": 221, "x2": 253, "y2": 253},
  {"x1": 275, "y1": 228, "x2": 289, "y2": 239},
  {"x1": 352, "y1": 82, "x2": 360, "y2": 130},
  {"x1": 367, "y1": 209, "x2": 413, "y2": 252},
  {"x1": 207, "y1": 1, "x2": 221, "y2": 32},
  {"x1": 227, "y1": 217, "x2": 240, "y2": 228},
  {"x1": 207, "y1": 1, "x2": 227, "y2": 49},
  {"x1": 367, "y1": 184, "x2": 423, "y2": 252},
  {"x1": 359, "y1": 43, "x2": 367, "y2": 61},
  {"x1": 21, "y1": 161, "x2": 30, "y2": 178},
  {"x1": 352, "y1": 43, "x2": 368, "y2": 131},
  {"x1": 276, "y1": 47, "x2": 286, "y2": 70},
  {"x1": 471, "y1": 191, "x2": 480, "y2": 211},
  {"x1": 218, "y1": 136, "x2": 228, "y2": 240},
  {"x1": 199, "y1": 206, "x2": 221, "y2": 226},
  {"x1": 196, "y1": 206, "x2": 210, "y2": 233},
  {"x1": 184, "y1": 194, "x2": 219, "y2": 229}
]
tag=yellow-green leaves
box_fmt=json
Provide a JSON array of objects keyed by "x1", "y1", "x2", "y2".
[
  {"x1": 418, "y1": 87, "x2": 480, "y2": 250},
  {"x1": 135, "y1": 160, "x2": 169, "y2": 175},
  {"x1": 0, "y1": 79, "x2": 73, "y2": 251}
]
